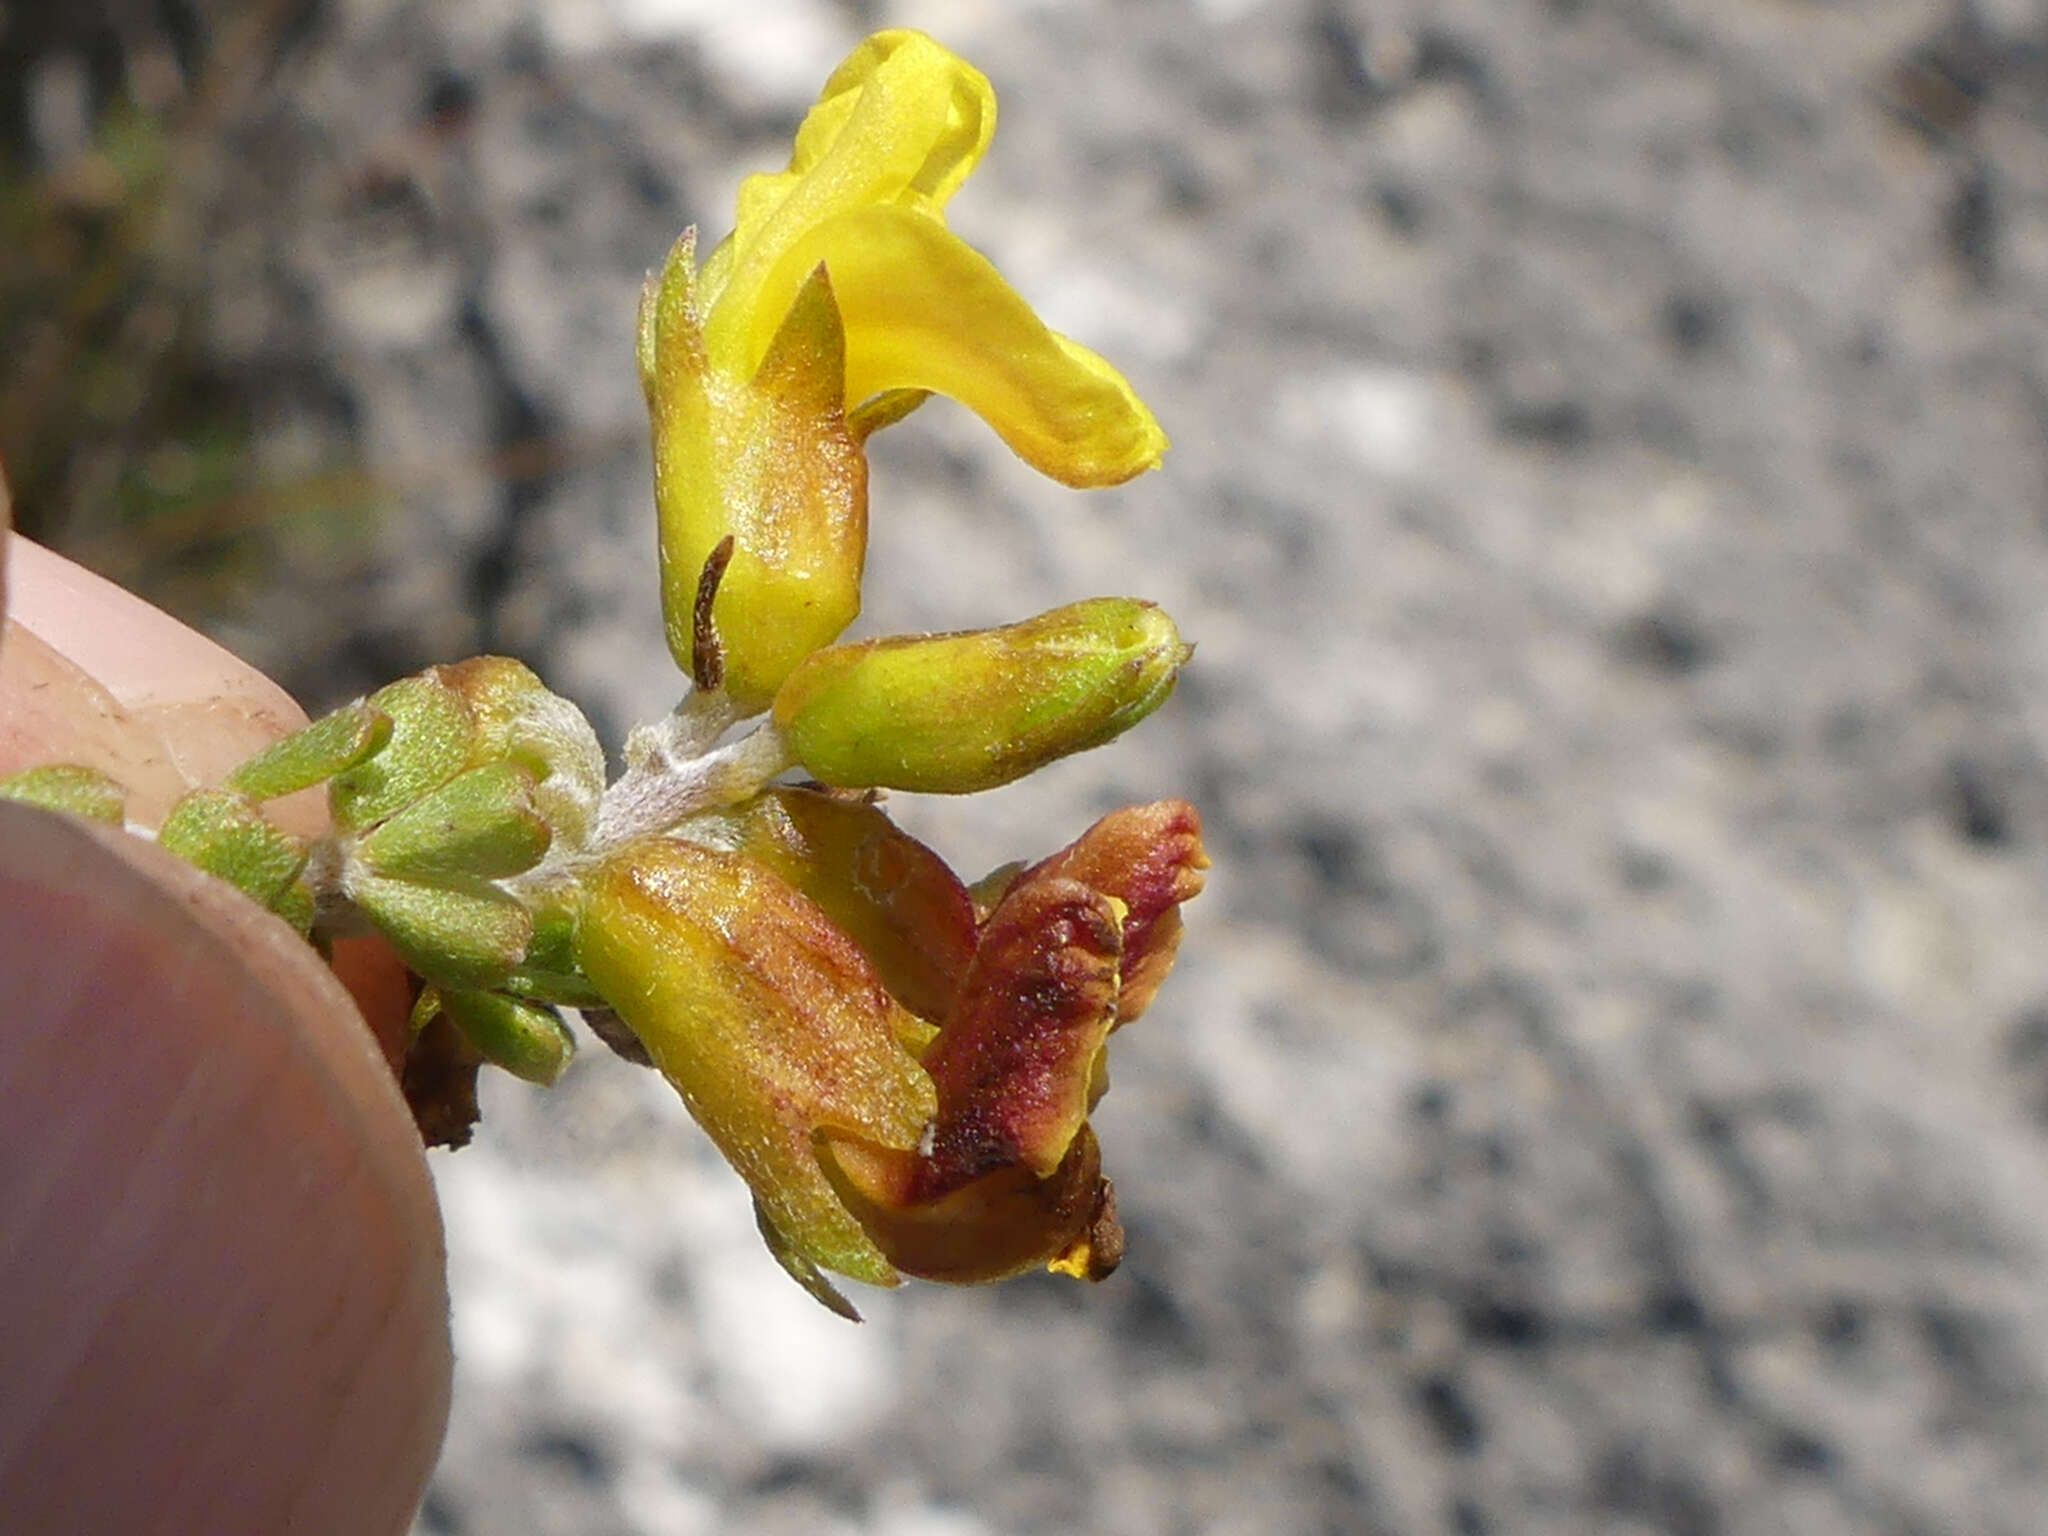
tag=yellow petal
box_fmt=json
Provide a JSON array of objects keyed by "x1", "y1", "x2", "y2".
[
  {"x1": 796, "y1": 30, "x2": 994, "y2": 206},
  {"x1": 757, "y1": 207, "x2": 1167, "y2": 487},
  {"x1": 701, "y1": 31, "x2": 995, "y2": 361}
]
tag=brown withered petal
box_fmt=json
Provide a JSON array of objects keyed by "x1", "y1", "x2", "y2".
[
  {"x1": 826, "y1": 1125, "x2": 1114, "y2": 1285},
  {"x1": 691, "y1": 786, "x2": 978, "y2": 1024},
  {"x1": 1019, "y1": 799, "x2": 1207, "y2": 1027},
  {"x1": 402, "y1": 1008, "x2": 483, "y2": 1150},
  {"x1": 917, "y1": 875, "x2": 1123, "y2": 1188},
  {"x1": 1046, "y1": 1174, "x2": 1123, "y2": 1281}
]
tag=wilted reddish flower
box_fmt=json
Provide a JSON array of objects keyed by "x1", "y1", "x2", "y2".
[{"x1": 576, "y1": 794, "x2": 1206, "y2": 1314}]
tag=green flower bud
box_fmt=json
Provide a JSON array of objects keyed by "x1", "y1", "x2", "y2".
[
  {"x1": 224, "y1": 701, "x2": 389, "y2": 802},
  {"x1": 348, "y1": 873, "x2": 533, "y2": 991},
  {"x1": 157, "y1": 788, "x2": 310, "y2": 914},
  {"x1": 771, "y1": 598, "x2": 1189, "y2": 794},
  {"x1": 328, "y1": 675, "x2": 475, "y2": 833},
  {"x1": 433, "y1": 988, "x2": 575, "y2": 1086},
  {"x1": 353, "y1": 761, "x2": 551, "y2": 884},
  {"x1": 0, "y1": 764, "x2": 127, "y2": 823}
]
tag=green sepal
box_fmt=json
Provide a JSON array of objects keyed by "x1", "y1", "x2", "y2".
[
  {"x1": 225, "y1": 701, "x2": 389, "y2": 802},
  {"x1": 157, "y1": 788, "x2": 310, "y2": 910},
  {"x1": 755, "y1": 1198, "x2": 862, "y2": 1322},
  {"x1": 328, "y1": 675, "x2": 476, "y2": 833},
  {"x1": 498, "y1": 887, "x2": 603, "y2": 1006},
  {"x1": 518, "y1": 886, "x2": 583, "y2": 977},
  {"x1": 437, "y1": 987, "x2": 575, "y2": 1086},
  {"x1": 0, "y1": 764, "x2": 127, "y2": 823},
  {"x1": 350, "y1": 873, "x2": 533, "y2": 991},
  {"x1": 354, "y1": 761, "x2": 551, "y2": 883}
]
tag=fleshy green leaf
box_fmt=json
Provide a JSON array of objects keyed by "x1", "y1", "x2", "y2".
[
  {"x1": 157, "y1": 788, "x2": 309, "y2": 910},
  {"x1": 432, "y1": 657, "x2": 606, "y2": 851},
  {"x1": 354, "y1": 761, "x2": 551, "y2": 883},
  {"x1": 0, "y1": 764, "x2": 127, "y2": 823},
  {"x1": 224, "y1": 701, "x2": 389, "y2": 802},
  {"x1": 328, "y1": 675, "x2": 475, "y2": 832},
  {"x1": 438, "y1": 988, "x2": 575, "y2": 1086},
  {"x1": 350, "y1": 873, "x2": 532, "y2": 991}
]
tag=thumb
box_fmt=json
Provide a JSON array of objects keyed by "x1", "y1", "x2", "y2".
[{"x1": 0, "y1": 803, "x2": 449, "y2": 1535}]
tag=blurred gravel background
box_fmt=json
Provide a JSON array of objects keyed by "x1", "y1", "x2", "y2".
[{"x1": 12, "y1": 0, "x2": 2048, "y2": 1532}]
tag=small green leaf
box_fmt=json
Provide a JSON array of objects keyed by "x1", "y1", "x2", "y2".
[
  {"x1": 328, "y1": 675, "x2": 476, "y2": 833},
  {"x1": 225, "y1": 701, "x2": 389, "y2": 802},
  {"x1": 498, "y1": 967, "x2": 607, "y2": 1009},
  {"x1": 350, "y1": 873, "x2": 533, "y2": 991},
  {"x1": 354, "y1": 761, "x2": 551, "y2": 883},
  {"x1": 439, "y1": 988, "x2": 575, "y2": 1085},
  {"x1": 158, "y1": 789, "x2": 309, "y2": 909},
  {"x1": 0, "y1": 764, "x2": 127, "y2": 823},
  {"x1": 499, "y1": 887, "x2": 600, "y2": 1005},
  {"x1": 410, "y1": 986, "x2": 445, "y2": 1035}
]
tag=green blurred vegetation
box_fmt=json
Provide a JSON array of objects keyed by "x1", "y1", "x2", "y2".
[{"x1": 0, "y1": 0, "x2": 377, "y2": 630}]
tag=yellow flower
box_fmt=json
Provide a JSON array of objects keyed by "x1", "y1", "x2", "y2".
[{"x1": 640, "y1": 29, "x2": 1169, "y2": 710}]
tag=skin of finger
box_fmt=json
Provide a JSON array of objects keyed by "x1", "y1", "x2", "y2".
[
  {"x1": 0, "y1": 803, "x2": 450, "y2": 1534},
  {"x1": 0, "y1": 533, "x2": 413, "y2": 1055},
  {"x1": 1, "y1": 532, "x2": 325, "y2": 833}
]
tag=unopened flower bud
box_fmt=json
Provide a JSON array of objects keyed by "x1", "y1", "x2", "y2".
[{"x1": 771, "y1": 598, "x2": 1189, "y2": 793}]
